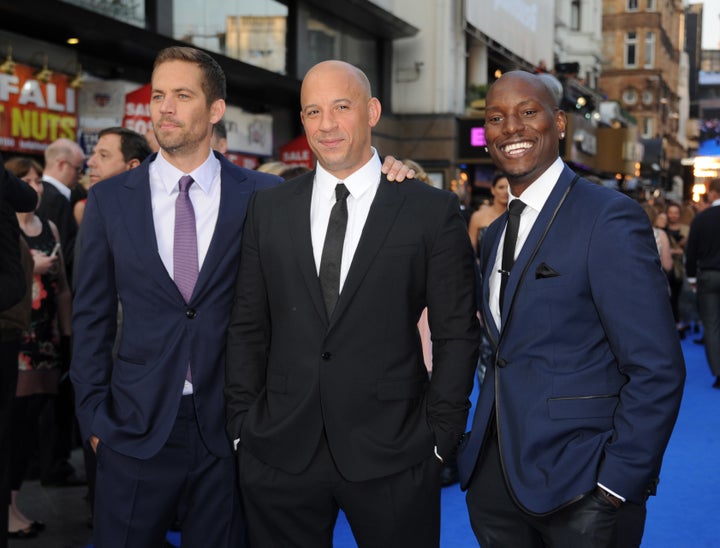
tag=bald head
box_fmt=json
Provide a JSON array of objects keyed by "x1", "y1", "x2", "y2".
[
  {"x1": 488, "y1": 71, "x2": 560, "y2": 110},
  {"x1": 301, "y1": 60, "x2": 372, "y2": 104},
  {"x1": 43, "y1": 138, "x2": 85, "y2": 187}
]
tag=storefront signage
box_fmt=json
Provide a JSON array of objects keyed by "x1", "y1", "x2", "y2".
[{"x1": 0, "y1": 63, "x2": 78, "y2": 153}]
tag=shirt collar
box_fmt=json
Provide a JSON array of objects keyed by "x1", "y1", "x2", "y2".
[
  {"x1": 711, "y1": 198, "x2": 720, "y2": 207},
  {"x1": 42, "y1": 175, "x2": 71, "y2": 200},
  {"x1": 154, "y1": 149, "x2": 220, "y2": 195},
  {"x1": 314, "y1": 147, "x2": 381, "y2": 202},
  {"x1": 508, "y1": 157, "x2": 564, "y2": 213}
]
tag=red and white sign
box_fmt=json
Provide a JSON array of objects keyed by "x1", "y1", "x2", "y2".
[
  {"x1": 280, "y1": 134, "x2": 314, "y2": 170},
  {"x1": 0, "y1": 63, "x2": 78, "y2": 153},
  {"x1": 122, "y1": 83, "x2": 152, "y2": 137}
]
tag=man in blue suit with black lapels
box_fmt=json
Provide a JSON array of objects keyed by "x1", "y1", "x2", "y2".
[{"x1": 456, "y1": 70, "x2": 685, "y2": 547}]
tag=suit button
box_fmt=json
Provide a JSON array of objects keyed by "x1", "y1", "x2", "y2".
[
  {"x1": 185, "y1": 309, "x2": 197, "y2": 319},
  {"x1": 496, "y1": 358, "x2": 507, "y2": 368},
  {"x1": 321, "y1": 352, "x2": 332, "y2": 360}
]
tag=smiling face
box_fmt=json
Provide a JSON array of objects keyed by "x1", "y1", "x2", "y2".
[
  {"x1": 484, "y1": 71, "x2": 566, "y2": 195},
  {"x1": 150, "y1": 59, "x2": 224, "y2": 166},
  {"x1": 300, "y1": 60, "x2": 381, "y2": 180}
]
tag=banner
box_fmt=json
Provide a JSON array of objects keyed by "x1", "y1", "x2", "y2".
[
  {"x1": 122, "y1": 82, "x2": 152, "y2": 137},
  {"x1": 279, "y1": 134, "x2": 314, "y2": 170},
  {"x1": 0, "y1": 63, "x2": 78, "y2": 153}
]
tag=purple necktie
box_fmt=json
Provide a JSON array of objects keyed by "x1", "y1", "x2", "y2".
[
  {"x1": 174, "y1": 175, "x2": 198, "y2": 303},
  {"x1": 174, "y1": 175, "x2": 197, "y2": 383}
]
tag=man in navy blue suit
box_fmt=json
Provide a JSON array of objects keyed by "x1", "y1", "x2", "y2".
[
  {"x1": 70, "y1": 47, "x2": 282, "y2": 548},
  {"x1": 456, "y1": 70, "x2": 685, "y2": 547}
]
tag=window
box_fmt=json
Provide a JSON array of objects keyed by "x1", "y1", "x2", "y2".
[
  {"x1": 643, "y1": 89, "x2": 654, "y2": 105},
  {"x1": 642, "y1": 117, "x2": 654, "y2": 138},
  {"x1": 625, "y1": 32, "x2": 638, "y2": 68},
  {"x1": 646, "y1": 0, "x2": 655, "y2": 10},
  {"x1": 627, "y1": 0, "x2": 639, "y2": 11},
  {"x1": 171, "y1": 0, "x2": 289, "y2": 74},
  {"x1": 60, "y1": 0, "x2": 145, "y2": 27},
  {"x1": 623, "y1": 88, "x2": 638, "y2": 105},
  {"x1": 297, "y1": 7, "x2": 378, "y2": 88},
  {"x1": 571, "y1": 0, "x2": 581, "y2": 31},
  {"x1": 644, "y1": 32, "x2": 655, "y2": 68}
]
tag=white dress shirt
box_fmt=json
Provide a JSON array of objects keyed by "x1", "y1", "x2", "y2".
[
  {"x1": 149, "y1": 150, "x2": 221, "y2": 278},
  {"x1": 43, "y1": 175, "x2": 72, "y2": 201},
  {"x1": 488, "y1": 157, "x2": 564, "y2": 327},
  {"x1": 149, "y1": 149, "x2": 221, "y2": 395},
  {"x1": 310, "y1": 149, "x2": 381, "y2": 291}
]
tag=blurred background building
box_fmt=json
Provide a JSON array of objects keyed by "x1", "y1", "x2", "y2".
[{"x1": 0, "y1": 0, "x2": 718, "y2": 205}]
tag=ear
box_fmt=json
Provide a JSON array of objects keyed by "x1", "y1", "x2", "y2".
[
  {"x1": 127, "y1": 159, "x2": 141, "y2": 170},
  {"x1": 367, "y1": 97, "x2": 382, "y2": 128},
  {"x1": 210, "y1": 99, "x2": 226, "y2": 125},
  {"x1": 556, "y1": 109, "x2": 567, "y2": 136}
]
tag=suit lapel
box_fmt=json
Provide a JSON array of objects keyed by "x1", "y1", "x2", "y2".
[
  {"x1": 482, "y1": 220, "x2": 503, "y2": 341},
  {"x1": 287, "y1": 173, "x2": 328, "y2": 323},
  {"x1": 500, "y1": 165, "x2": 575, "y2": 323},
  {"x1": 119, "y1": 156, "x2": 180, "y2": 302},
  {"x1": 192, "y1": 157, "x2": 252, "y2": 301},
  {"x1": 330, "y1": 177, "x2": 404, "y2": 326}
]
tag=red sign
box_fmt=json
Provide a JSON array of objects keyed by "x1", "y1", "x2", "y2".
[
  {"x1": 0, "y1": 64, "x2": 78, "y2": 153},
  {"x1": 280, "y1": 134, "x2": 314, "y2": 170},
  {"x1": 122, "y1": 83, "x2": 152, "y2": 136}
]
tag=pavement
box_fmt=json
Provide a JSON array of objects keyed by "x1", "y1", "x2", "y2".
[{"x1": 9, "y1": 448, "x2": 92, "y2": 548}]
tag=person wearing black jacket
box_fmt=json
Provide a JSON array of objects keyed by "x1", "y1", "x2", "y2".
[
  {"x1": 685, "y1": 178, "x2": 720, "y2": 388},
  {"x1": 0, "y1": 154, "x2": 37, "y2": 547}
]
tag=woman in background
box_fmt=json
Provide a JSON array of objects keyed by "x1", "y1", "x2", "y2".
[
  {"x1": 5, "y1": 157, "x2": 71, "y2": 539},
  {"x1": 467, "y1": 172, "x2": 509, "y2": 257}
]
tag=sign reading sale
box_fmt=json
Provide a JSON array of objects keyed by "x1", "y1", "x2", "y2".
[
  {"x1": 122, "y1": 83, "x2": 152, "y2": 136},
  {"x1": 0, "y1": 63, "x2": 78, "y2": 153}
]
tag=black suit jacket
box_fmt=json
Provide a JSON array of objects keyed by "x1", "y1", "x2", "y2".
[
  {"x1": 225, "y1": 172, "x2": 480, "y2": 481},
  {"x1": 36, "y1": 180, "x2": 77, "y2": 279}
]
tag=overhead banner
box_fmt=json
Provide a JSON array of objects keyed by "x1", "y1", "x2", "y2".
[{"x1": 0, "y1": 63, "x2": 78, "y2": 153}]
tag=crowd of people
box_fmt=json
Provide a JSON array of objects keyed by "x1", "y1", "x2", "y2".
[{"x1": 0, "y1": 46, "x2": 713, "y2": 548}]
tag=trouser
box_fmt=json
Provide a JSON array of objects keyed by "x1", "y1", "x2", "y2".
[{"x1": 697, "y1": 269, "x2": 720, "y2": 376}]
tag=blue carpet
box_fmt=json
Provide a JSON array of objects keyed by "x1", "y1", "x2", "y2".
[{"x1": 98, "y1": 333, "x2": 716, "y2": 547}]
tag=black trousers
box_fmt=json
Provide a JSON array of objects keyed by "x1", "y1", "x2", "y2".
[
  {"x1": 239, "y1": 434, "x2": 442, "y2": 548},
  {"x1": 466, "y1": 432, "x2": 647, "y2": 548}
]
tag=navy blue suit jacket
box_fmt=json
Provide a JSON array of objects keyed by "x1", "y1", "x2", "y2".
[
  {"x1": 71, "y1": 152, "x2": 281, "y2": 459},
  {"x1": 456, "y1": 165, "x2": 685, "y2": 513}
]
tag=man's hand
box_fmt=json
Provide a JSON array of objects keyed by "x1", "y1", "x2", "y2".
[
  {"x1": 89, "y1": 435, "x2": 100, "y2": 453},
  {"x1": 381, "y1": 156, "x2": 416, "y2": 182}
]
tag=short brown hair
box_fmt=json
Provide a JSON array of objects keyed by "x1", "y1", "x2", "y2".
[{"x1": 153, "y1": 46, "x2": 226, "y2": 105}]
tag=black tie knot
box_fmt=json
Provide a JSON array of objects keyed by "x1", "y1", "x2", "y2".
[
  {"x1": 335, "y1": 183, "x2": 350, "y2": 202},
  {"x1": 508, "y1": 199, "x2": 526, "y2": 216}
]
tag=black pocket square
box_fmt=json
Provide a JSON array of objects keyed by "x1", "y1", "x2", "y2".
[{"x1": 535, "y1": 262, "x2": 560, "y2": 279}]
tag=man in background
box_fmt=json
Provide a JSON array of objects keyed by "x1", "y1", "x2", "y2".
[{"x1": 685, "y1": 178, "x2": 720, "y2": 388}]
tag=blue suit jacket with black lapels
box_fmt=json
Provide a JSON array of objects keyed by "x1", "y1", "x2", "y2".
[
  {"x1": 71, "y1": 151, "x2": 281, "y2": 460},
  {"x1": 456, "y1": 164, "x2": 685, "y2": 514}
]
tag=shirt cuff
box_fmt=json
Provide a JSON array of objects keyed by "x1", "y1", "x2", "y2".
[
  {"x1": 597, "y1": 482, "x2": 626, "y2": 502},
  {"x1": 233, "y1": 438, "x2": 240, "y2": 451},
  {"x1": 433, "y1": 446, "x2": 444, "y2": 463}
]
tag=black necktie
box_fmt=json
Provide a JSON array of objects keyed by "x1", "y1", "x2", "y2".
[
  {"x1": 499, "y1": 199, "x2": 526, "y2": 314},
  {"x1": 319, "y1": 183, "x2": 350, "y2": 319}
]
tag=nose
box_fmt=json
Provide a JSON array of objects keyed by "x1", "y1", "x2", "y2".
[
  {"x1": 318, "y1": 110, "x2": 337, "y2": 131},
  {"x1": 502, "y1": 113, "x2": 524, "y2": 134}
]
